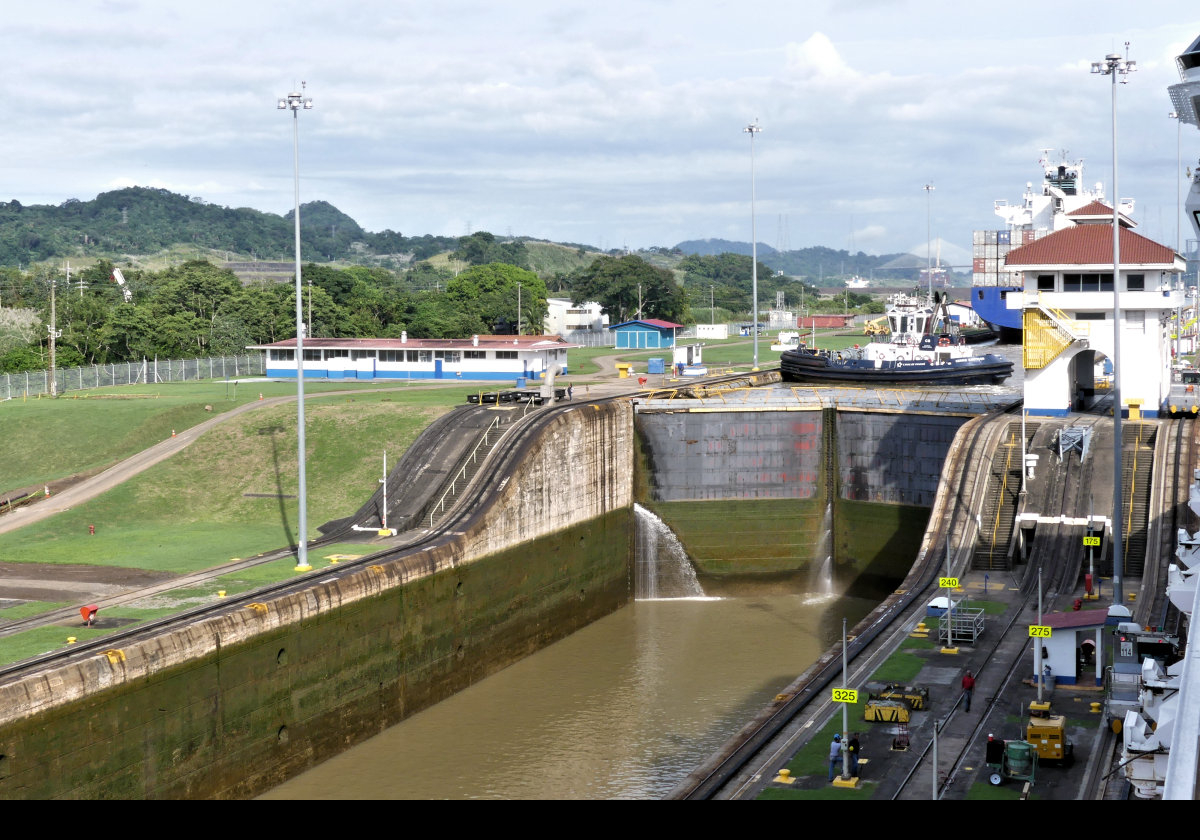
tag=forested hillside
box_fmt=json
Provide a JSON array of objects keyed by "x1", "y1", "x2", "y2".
[{"x1": 0, "y1": 187, "x2": 458, "y2": 267}]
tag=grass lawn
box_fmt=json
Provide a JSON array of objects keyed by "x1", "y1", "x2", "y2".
[
  {"x1": 0, "y1": 378, "x2": 460, "y2": 491},
  {"x1": 0, "y1": 601, "x2": 70, "y2": 620},
  {"x1": 0, "y1": 391, "x2": 463, "y2": 574},
  {"x1": 564, "y1": 328, "x2": 860, "y2": 376}
]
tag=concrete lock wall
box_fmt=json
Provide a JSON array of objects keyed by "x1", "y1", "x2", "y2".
[
  {"x1": 637, "y1": 409, "x2": 966, "y2": 578},
  {"x1": 0, "y1": 402, "x2": 635, "y2": 800}
]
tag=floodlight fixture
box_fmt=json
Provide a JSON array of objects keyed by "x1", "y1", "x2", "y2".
[
  {"x1": 279, "y1": 82, "x2": 313, "y2": 573},
  {"x1": 1092, "y1": 44, "x2": 1134, "y2": 604},
  {"x1": 744, "y1": 120, "x2": 762, "y2": 370}
]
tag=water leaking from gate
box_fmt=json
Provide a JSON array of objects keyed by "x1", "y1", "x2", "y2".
[{"x1": 633, "y1": 503, "x2": 709, "y2": 600}]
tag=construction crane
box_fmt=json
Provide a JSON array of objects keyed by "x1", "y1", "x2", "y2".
[{"x1": 111, "y1": 268, "x2": 133, "y2": 303}]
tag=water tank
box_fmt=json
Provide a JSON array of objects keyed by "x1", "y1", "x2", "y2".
[{"x1": 1006, "y1": 740, "x2": 1035, "y2": 777}]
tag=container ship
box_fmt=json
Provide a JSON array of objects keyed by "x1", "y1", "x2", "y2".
[{"x1": 972, "y1": 153, "x2": 1132, "y2": 342}]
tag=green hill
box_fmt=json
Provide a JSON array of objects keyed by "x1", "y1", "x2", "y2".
[{"x1": 0, "y1": 187, "x2": 458, "y2": 268}]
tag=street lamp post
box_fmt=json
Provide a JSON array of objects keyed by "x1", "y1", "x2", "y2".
[
  {"x1": 278, "y1": 84, "x2": 314, "y2": 573},
  {"x1": 1091, "y1": 47, "x2": 1135, "y2": 605},
  {"x1": 744, "y1": 120, "x2": 762, "y2": 370}
]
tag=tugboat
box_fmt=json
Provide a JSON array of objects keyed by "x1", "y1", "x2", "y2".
[{"x1": 780, "y1": 292, "x2": 1013, "y2": 386}]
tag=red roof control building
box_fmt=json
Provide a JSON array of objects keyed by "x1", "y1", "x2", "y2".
[{"x1": 1004, "y1": 209, "x2": 1186, "y2": 417}]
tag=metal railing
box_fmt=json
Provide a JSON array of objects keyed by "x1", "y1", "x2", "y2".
[
  {"x1": 0, "y1": 354, "x2": 265, "y2": 401},
  {"x1": 427, "y1": 415, "x2": 503, "y2": 527}
]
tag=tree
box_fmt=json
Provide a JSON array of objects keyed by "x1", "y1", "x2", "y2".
[
  {"x1": 446, "y1": 262, "x2": 547, "y2": 334},
  {"x1": 0, "y1": 307, "x2": 41, "y2": 356},
  {"x1": 453, "y1": 231, "x2": 531, "y2": 270},
  {"x1": 570, "y1": 255, "x2": 686, "y2": 324}
]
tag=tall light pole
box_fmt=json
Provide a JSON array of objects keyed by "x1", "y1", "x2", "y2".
[
  {"x1": 1091, "y1": 46, "x2": 1135, "y2": 605},
  {"x1": 923, "y1": 184, "x2": 935, "y2": 300},
  {"x1": 279, "y1": 84, "x2": 314, "y2": 573},
  {"x1": 744, "y1": 120, "x2": 762, "y2": 370},
  {"x1": 1172, "y1": 111, "x2": 1182, "y2": 361}
]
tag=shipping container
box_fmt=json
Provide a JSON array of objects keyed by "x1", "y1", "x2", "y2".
[{"x1": 997, "y1": 230, "x2": 1011, "y2": 244}]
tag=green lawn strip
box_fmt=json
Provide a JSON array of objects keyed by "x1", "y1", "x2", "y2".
[
  {"x1": 0, "y1": 394, "x2": 454, "y2": 575},
  {"x1": 759, "y1": 780, "x2": 877, "y2": 800},
  {"x1": 0, "y1": 378, "x2": 451, "y2": 492},
  {"x1": 0, "y1": 626, "x2": 114, "y2": 666},
  {"x1": 870, "y1": 648, "x2": 927, "y2": 684},
  {"x1": 967, "y1": 780, "x2": 1036, "y2": 800},
  {"x1": 0, "y1": 601, "x2": 70, "y2": 620},
  {"x1": 955, "y1": 598, "x2": 1007, "y2": 616}
]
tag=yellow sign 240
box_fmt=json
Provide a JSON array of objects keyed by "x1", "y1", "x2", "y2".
[
  {"x1": 939, "y1": 577, "x2": 959, "y2": 589},
  {"x1": 831, "y1": 688, "x2": 859, "y2": 704}
]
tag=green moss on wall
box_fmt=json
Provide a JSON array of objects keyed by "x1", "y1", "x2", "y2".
[{"x1": 0, "y1": 510, "x2": 633, "y2": 800}]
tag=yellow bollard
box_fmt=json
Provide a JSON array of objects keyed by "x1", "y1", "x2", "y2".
[
  {"x1": 217, "y1": 590, "x2": 226, "y2": 598},
  {"x1": 774, "y1": 768, "x2": 794, "y2": 785},
  {"x1": 1090, "y1": 702, "x2": 1102, "y2": 714},
  {"x1": 66, "y1": 637, "x2": 76, "y2": 644}
]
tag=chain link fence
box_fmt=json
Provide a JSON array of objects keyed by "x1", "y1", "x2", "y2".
[{"x1": 1, "y1": 354, "x2": 265, "y2": 400}]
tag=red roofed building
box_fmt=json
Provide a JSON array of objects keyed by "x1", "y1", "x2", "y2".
[
  {"x1": 249, "y1": 333, "x2": 575, "y2": 382},
  {"x1": 1003, "y1": 218, "x2": 1185, "y2": 417}
]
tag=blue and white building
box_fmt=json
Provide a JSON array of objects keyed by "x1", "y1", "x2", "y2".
[
  {"x1": 609, "y1": 318, "x2": 682, "y2": 350},
  {"x1": 249, "y1": 333, "x2": 575, "y2": 382}
]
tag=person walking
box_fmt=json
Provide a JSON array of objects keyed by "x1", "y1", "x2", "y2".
[
  {"x1": 962, "y1": 670, "x2": 976, "y2": 712},
  {"x1": 567, "y1": 384, "x2": 573, "y2": 400},
  {"x1": 828, "y1": 733, "x2": 843, "y2": 781}
]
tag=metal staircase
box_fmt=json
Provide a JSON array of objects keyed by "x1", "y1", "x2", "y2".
[
  {"x1": 971, "y1": 422, "x2": 1035, "y2": 571},
  {"x1": 1022, "y1": 296, "x2": 1090, "y2": 370},
  {"x1": 425, "y1": 415, "x2": 508, "y2": 527},
  {"x1": 1120, "y1": 422, "x2": 1156, "y2": 578}
]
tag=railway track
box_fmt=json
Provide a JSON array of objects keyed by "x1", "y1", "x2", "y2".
[
  {"x1": 0, "y1": 371, "x2": 767, "y2": 681},
  {"x1": 675, "y1": 408, "x2": 1190, "y2": 800}
]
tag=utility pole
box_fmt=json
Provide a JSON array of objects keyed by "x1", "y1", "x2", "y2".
[{"x1": 48, "y1": 269, "x2": 59, "y2": 397}]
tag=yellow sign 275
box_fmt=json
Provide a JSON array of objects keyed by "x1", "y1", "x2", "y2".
[{"x1": 1028, "y1": 625, "x2": 1052, "y2": 638}]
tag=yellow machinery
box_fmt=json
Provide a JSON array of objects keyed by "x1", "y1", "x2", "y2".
[
  {"x1": 864, "y1": 699, "x2": 910, "y2": 723},
  {"x1": 1026, "y1": 701, "x2": 1074, "y2": 765},
  {"x1": 866, "y1": 681, "x2": 929, "y2": 711},
  {"x1": 863, "y1": 316, "x2": 889, "y2": 337}
]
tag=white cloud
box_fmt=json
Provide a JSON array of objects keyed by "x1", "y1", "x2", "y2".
[
  {"x1": 785, "y1": 32, "x2": 860, "y2": 81},
  {"x1": 0, "y1": 2, "x2": 1196, "y2": 255}
]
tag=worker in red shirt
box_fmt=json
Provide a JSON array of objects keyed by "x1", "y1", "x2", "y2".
[{"x1": 962, "y1": 670, "x2": 976, "y2": 712}]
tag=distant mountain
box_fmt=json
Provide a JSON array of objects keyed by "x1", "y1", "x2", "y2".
[
  {"x1": 675, "y1": 238, "x2": 778, "y2": 258},
  {"x1": 0, "y1": 187, "x2": 457, "y2": 267},
  {"x1": 677, "y1": 239, "x2": 934, "y2": 284}
]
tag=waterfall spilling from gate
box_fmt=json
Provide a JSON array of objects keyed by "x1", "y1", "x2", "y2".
[{"x1": 633, "y1": 504, "x2": 707, "y2": 600}]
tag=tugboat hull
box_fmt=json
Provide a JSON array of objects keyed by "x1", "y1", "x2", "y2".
[{"x1": 780, "y1": 348, "x2": 1013, "y2": 386}]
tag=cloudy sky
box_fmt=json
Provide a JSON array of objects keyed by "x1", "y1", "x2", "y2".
[{"x1": 5, "y1": 1, "x2": 1199, "y2": 263}]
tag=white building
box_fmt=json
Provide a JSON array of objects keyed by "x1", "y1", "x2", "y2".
[
  {"x1": 544, "y1": 298, "x2": 608, "y2": 336},
  {"x1": 249, "y1": 333, "x2": 575, "y2": 383},
  {"x1": 1004, "y1": 206, "x2": 1185, "y2": 417}
]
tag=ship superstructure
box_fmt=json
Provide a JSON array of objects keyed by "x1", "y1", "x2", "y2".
[{"x1": 972, "y1": 153, "x2": 1130, "y2": 340}]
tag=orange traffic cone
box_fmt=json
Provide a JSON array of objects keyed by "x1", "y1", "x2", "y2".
[{"x1": 171, "y1": 429, "x2": 176, "y2": 438}]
